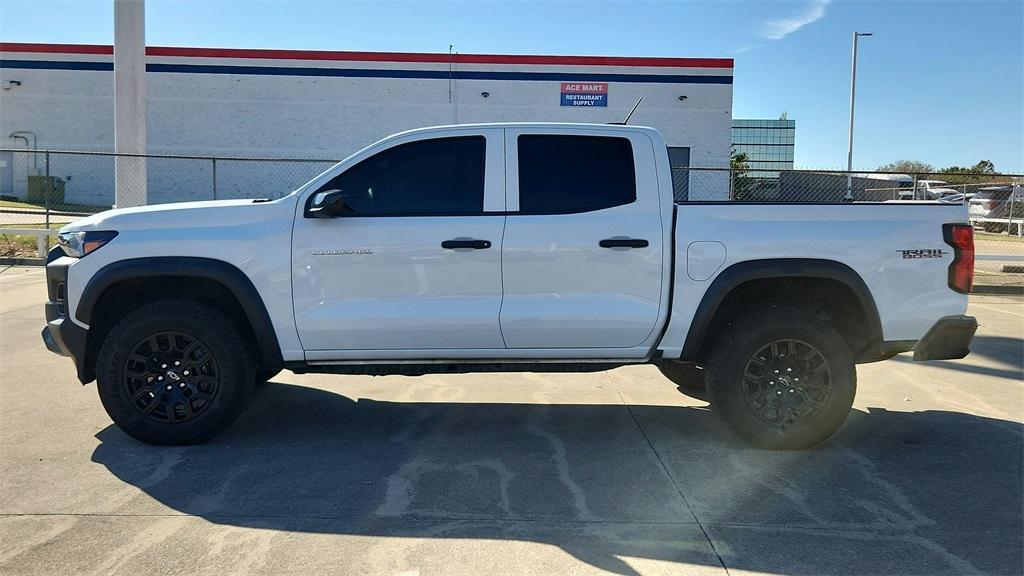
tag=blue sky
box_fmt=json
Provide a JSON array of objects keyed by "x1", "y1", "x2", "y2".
[{"x1": 2, "y1": 0, "x2": 1021, "y2": 171}]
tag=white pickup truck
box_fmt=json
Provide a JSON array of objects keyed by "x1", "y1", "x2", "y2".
[{"x1": 42, "y1": 123, "x2": 978, "y2": 449}]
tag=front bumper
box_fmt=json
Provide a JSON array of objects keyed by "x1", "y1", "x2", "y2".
[
  {"x1": 912, "y1": 315, "x2": 978, "y2": 361},
  {"x1": 42, "y1": 248, "x2": 92, "y2": 383}
]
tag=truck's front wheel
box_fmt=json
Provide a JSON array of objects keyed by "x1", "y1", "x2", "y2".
[
  {"x1": 95, "y1": 300, "x2": 255, "y2": 445},
  {"x1": 705, "y1": 308, "x2": 856, "y2": 450}
]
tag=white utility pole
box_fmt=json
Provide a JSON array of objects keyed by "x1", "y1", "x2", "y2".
[
  {"x1": 114, "y1": 0, "x2": 147, "y2": 207},
  {"x1": 845, "y1": 31, "x2": 872, "y2": 200}
]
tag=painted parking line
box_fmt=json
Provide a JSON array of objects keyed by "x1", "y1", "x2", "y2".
[
  {"x1": 971, "y1": 294, "x2": 1024, "y2": 302},
  {"x1": 970, "y1": 302, "x2": 1024, "y2": 318},
  {"x1": 0, "y1": 268, "x2": 45, "y2": 282}
]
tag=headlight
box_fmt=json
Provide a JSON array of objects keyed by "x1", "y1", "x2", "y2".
[{"x1": 58, "y1": 230, "x2": 118, "y2": 258}]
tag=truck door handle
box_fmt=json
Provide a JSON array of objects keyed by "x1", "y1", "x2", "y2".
[
  {"x1": 442, "y1": 238, "x2": 492, "y2": 250},
  {"x1": 599, "y1": 238, "x2": 649, "y2": 249}
]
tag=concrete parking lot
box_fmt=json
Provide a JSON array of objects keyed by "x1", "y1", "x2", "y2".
[{"x1": 1, "y1": 265, "x2": 1021, "y2": 576}]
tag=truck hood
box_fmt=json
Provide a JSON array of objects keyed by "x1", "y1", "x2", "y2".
[{"x1": 60, "y1": 197, "x2": 297, "y2": 233}]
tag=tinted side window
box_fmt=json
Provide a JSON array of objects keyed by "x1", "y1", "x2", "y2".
[
  {"x1": 316, "y1": 136, "x2": 485, "y2": 215},
  {"x1": 517, "y1": 135, "x2": 636, "y2": 214}
]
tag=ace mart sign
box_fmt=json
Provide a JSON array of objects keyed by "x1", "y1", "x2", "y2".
[{"x1": 560, "y1": 82, "x2": 608, "y2": 107}]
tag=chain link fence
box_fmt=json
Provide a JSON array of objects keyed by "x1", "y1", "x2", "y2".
[
  {"x1": 1, "y1": 148, "x2": 336, "y2": 258},
  {"x1": 676, "y1": 166, "x2": 1024, "y2": 289},
  {"x1": 1, "y1": 148, "x2": 1020, "y2": 291},
  {"x1": 1, "y1": 149, "x2": 336, "y2": 212},
  {"x1": 676, "y1": 166, "x2": 1022, "y2": 204}
]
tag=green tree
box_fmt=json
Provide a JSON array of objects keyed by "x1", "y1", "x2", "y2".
[
  {"x1": 877, "y1": 159, "x2": 934, "y2": 174},
  {"x1": 875, "y1": 159, "x2": 1009, "y2": 187},
  {"x1": 731, "y1": 149, "x2": 750, "y2": 174},
  {"x1": 940, "y1": 160, "x2": 996, "y2": 175},
  {"x1": 939, "y1": 160, "x2": 1005, "y2": 185},
  {"x1": 730, "y1": 148, "x2": 755, "y2": 199},
  {"x1": 973, "y1": 160, "x2": 995, "y2": 174}
]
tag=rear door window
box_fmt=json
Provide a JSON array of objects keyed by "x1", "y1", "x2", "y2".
[{"x1": 517, "y1": 135, "x2": 636, "y2": 214}]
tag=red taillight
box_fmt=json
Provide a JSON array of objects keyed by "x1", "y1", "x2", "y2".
[{"x1": 943, "y1": 224, "x2": 974, "y2": 294}]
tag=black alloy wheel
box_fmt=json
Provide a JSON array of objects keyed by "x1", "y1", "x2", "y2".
[
  {"x1": 741, "y1": 339, "x2": 832, "y2": 430},
  {"x1": 123, "y1": 331, "x2": 220, "y2": 423}
]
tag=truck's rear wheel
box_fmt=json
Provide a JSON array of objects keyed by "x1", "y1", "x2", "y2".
[
  {"x1": 705, "y1": 308, "x2": 856, "y2": 450},
  {"x1": 96, "y1": 300, "x2": 255, "y2": 445}
]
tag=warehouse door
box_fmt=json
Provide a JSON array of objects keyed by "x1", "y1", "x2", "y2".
[{"x1": 0, "y1": 151, "x2": 13, "y2": 197}]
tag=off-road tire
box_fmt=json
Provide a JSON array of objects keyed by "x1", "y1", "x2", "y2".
[
  {"x1": 96, "y1": 299, "x2": 255, "y2": 445},
  {"x1": 705, "y1": 307, "x2": 856, "y2": 450}
]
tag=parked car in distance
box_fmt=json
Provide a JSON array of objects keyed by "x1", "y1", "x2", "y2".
[
  {"x1": 868, "y1": 177, "x2": 960, "y2": 202},
  {"x1": 937, "y1": 193, "x2": 969, "y2": 204},
  {"x1": 42, "y1": 123, "x2": 978, "y2": 451},
  {"x1": 916, "y1": 180, "x2": 959, "y2": 200},
  {"x1": 969, "y1": 185, "x2": 1024, "y2": 232}
]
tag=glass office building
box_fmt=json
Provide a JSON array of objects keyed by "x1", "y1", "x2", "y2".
[{"x1": 731, "y1": 119, "x2": 795, "y2": 177}]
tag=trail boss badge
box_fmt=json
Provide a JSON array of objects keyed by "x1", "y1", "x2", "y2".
[{"x1": 900, "y1": 249, "x2": 946, "y2": 259}]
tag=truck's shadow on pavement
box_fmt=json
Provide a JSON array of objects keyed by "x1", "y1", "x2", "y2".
[
  {"x1": 891, "y1": 335, "x2": 1023, "y2": 382},
  {"x1": 92, "y1": 380, "x2": 1023, "y2": 575}
]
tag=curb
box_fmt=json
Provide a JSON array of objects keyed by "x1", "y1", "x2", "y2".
[
  {"x1": 0, "y1": 257, "x2": 44, "y2": 266},
  {"x1": 971, "y1": 284, "x2": 1024, "y2": 296}
]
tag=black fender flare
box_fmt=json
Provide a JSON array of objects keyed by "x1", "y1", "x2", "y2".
[
  {"x1": 77, "y1": 257, "x2": 284, "y2": 369},
  {"x1": 678, "y1": 258, "x2": 883, "y2": 362}
]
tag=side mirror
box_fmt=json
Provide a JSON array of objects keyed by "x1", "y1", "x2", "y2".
[{"x1": 306, "y1": 189, "x2": 351, "y2": 219}]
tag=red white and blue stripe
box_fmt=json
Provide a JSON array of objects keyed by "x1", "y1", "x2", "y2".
[{"x1": 0, "y1": 43, "x2": 734, "y2": 85}]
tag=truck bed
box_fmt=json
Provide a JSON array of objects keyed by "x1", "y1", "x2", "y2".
[{"x1": 657, "y1": 202, "x2": 970, "y2": 358}]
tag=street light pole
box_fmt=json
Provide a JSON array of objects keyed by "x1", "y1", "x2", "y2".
[
  {"x1": 846, "y1": 31, "x2": 872, "y2": 200},
  {"x1": 114, "y1": 0, "x2": 147, "y2": 207}
]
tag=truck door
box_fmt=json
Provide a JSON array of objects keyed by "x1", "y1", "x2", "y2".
[
  {"x1": 291, "y1": 129, "x2": 506, "y2": 354},
  {"x1": 500, "y1": 128, "x2": 665, "y2": 349}
]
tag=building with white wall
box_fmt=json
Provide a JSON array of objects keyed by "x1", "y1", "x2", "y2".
[{"x1": 0, "y1": 42, "x2": 733, "y2": 204}]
